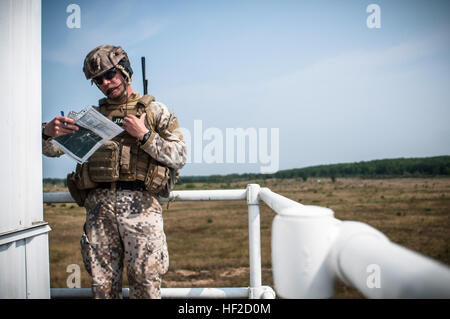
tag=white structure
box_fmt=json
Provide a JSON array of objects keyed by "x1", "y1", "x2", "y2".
[
  {"x1": 0, "y1": 0, "x2": 51, "y2": 299},
  {"x1": 262, "y1": 187, "x2": 450, "y2": 298},
  {"x1": 46, "y1": 185, "x2": 450, "y2": 299}
]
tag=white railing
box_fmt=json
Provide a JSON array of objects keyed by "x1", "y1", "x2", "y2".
[
  {"x1": 45, "y1": 184, "x2": 450, "y2": 299},
  {"x1": 46, "y1": 184, "x2": 275, "y2": 299}
]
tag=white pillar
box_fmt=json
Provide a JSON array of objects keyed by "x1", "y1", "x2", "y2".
[
  {"x1": 0, "y1": 0, "x2": 50, "y2": 299},
  {"x1": 246, "y1": 184, "x2": 263, "y2": 297},
  {"x1": 271, "y1": 210, "x2": 340, "y2": 298},
  {"x1": 261, "y1": 187, "x2": 340, "y2": 298}
]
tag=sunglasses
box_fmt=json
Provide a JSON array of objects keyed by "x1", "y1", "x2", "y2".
[{"x1": 93, "y1": 68, "x2": 117, "y2": 85}]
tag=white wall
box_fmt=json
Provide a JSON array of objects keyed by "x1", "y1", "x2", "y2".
[
  {"x1": 0, "y1": 0, "x2": 50, "y2": 299},
  {"x1": 0, "y1": 0, "x2": 43, "y2": 232}
]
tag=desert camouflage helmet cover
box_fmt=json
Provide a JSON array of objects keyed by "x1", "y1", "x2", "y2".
[{"x1": 83, "y1": 45, "x2": 129, "y2": 80}]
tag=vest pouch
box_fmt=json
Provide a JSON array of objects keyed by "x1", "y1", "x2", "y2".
[
  {"x1": 88, "y1": 141, "x2": 120, "y2": 182},
  {"x1": 67, "y1": 172, "x2": 89, "y2": 207},
  {"x1": 144, "y1": 163, "x2": 170, "y2": 194},
  {"x1": 73, "y1": 163, "x2": 98, "y2": 190},
  {"x1": 118, "y1": 144, "x2": 138, "y2": 181},
  {"x1": 158, "y1": 168, "x2": 179, "y2": 198}
]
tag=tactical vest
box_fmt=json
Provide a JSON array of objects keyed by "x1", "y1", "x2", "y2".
[{"x1": 78, "y1": 95, "x2": 174, "y2": 195}]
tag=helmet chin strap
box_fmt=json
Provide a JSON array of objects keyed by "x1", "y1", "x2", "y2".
[
  {"x1": 116, "y1": 65, "x2": 132, "y2": 116},
  {"x1": 123, "y1": 79, "x2": 129, "y2": 116}
]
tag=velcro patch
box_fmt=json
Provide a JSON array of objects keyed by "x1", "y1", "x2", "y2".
[{"x1": 112, "y1": 116, "x2": 124, "y2": 126}]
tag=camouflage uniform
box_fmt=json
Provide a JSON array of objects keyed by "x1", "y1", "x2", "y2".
[
  {"x1": 81, "y1": 188, "x2": 168, "y2": 299},
  {"x1": 43, "y1": 94, "x2": 187, "y2": 299}
]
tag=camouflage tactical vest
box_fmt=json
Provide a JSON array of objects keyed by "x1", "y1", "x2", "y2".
[{"x1": 86, "y1": 94, "x2": 173, "y2": 194}]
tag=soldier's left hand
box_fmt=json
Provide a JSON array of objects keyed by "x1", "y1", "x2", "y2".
[{"x1": 123, "y1": 113, "x2": 149, "y2": 140}]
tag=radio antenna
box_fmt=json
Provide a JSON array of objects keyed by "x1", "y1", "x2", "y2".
[{"x1": 141, "y1": 56, "x2": 148, "y2": 95}]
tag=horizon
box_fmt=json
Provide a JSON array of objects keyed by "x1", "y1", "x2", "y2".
[{"x1": 43, "y1": 154, "x2": 450, "y2": 179}]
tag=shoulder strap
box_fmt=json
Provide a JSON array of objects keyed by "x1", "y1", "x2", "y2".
[
  {"x1": 98, "y1": 97, "x2": 108, "y2": 114},
  {"x1": 137, "y1": 94, "x2": 155, "y2": 108},
  {"x1": 98, "y1": 97, "x2": 108, "y2": 106},
  {"x1": 137, "y1": 94, "x2": 156, "y2": 130}
]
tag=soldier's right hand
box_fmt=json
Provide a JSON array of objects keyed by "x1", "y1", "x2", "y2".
[{"x1": 43, "y1": 116, "x2": 78, "y2": 138}]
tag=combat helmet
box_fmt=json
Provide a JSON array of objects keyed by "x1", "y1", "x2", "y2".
[{"x1": 83, "y1": 45, "x2": 133, "y2": 84}]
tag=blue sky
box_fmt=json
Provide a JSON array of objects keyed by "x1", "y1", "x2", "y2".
[{"x1": 42, "y1": 0, "x2": 450, "y2": 178}]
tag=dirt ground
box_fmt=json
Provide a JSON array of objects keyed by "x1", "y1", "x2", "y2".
[{"x1": 44, "y1": 177, "x2": 450, "y2": 298}]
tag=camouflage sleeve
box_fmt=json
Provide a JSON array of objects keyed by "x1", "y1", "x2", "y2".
[
  {"x1": 42, "y1": 137, "x2": 65, "y2": 157},
  {"x1": 42, "y1": 123, "x2": 65, "y2": 157},
  {"x1": 140, "y1": 101, "x2": 187, "y2": 170}
]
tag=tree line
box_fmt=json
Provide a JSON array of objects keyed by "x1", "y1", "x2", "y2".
[
  {"x1": 179, "y1": 156, "x2": 450, "y2": 184},
  {"x1": 43, "y1": 155, "x2": 450, "y2": 185}
]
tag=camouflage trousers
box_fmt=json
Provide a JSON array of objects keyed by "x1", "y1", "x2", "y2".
[{"x1": 80, "y1": 188, "x2": 169, "y2": 299}]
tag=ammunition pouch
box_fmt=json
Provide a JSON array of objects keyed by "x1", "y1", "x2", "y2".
[
  {"x1": 67, "y1": 163, "x2": 98, "y2": 207},
  {"x1": 74, "y1": 163, "x2": 98, "y2": 190},
  {"x1": 67, "y1": 174, "x2": 87, "y2": 207},
  {"x1": 118, "y1": 143, "x2": 140, "y2": 181},
  {"x1": 158, "y1": 167, "x2": 179, "y2": 198},
  {"x1": 144, "y1": 161, "x2": 170, "y2": 195},
  {"x1": 88, "y1": 141, "x2": 120, "y2": 182},
  {"x1": 87, "y1": 138, "x2": 172, "y2": 195}
]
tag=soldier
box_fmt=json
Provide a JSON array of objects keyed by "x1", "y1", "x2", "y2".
[{"x1": 42, "y1": 45, "x2": 187, "y2": 299}]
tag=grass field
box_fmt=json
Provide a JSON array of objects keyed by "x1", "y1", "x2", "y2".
[{"x1": 44, "y1": 177, "x2": 450, "y2": 298}]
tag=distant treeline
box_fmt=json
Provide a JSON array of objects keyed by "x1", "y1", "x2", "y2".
[
  {"x1": 43, "y1": 156, "x2": 450, "y2": 185},
  {"x1": 43, "y1": 178, "x2": 68, "y2": 186},
  {"x1": 179, "y1": 156, "x2": 450, "y2": 184}
]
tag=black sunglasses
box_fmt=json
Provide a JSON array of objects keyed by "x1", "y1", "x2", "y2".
[{"x1": 93, "y1": 68, "x2": 117, "y2": 85}]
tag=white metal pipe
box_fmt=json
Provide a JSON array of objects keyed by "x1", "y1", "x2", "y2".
[
  {"x1": 248, "y1": 204, "x2": 262, "y2": 289},
  {"x1": 247, "y1": 184, "x2": 262, "y2": 290},
  {"x1": 259, "y1": 287, "x2": 277, "y2": 299},
  {"x1": 260, "y1": 187, "x2": 332, "y2": 218},
  {"x1": 166, "y1": 189, "x2": 247, "y2": 201},
  {"x1": 162, "y1": 287, "x2": 249, "y2": 299},
  {"x1": 328, "y1": 221, "x2": 450, "y2": 299},
  {"x1": 259, "y1": 187, "x2": 302, "y2": 216},
  {"x1": 43, "y1": 192, "x2": 74, "y2": 203},
  {"x1": 51, "y1": 287, "x2": 250, "y2": 299},
  {"x1": 43, "y1": 189, "x2": 247, "y2": 203}
]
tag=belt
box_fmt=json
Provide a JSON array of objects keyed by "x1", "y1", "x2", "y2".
[{"x1": 97, "y1": 180, "x2": 146, "y2": 191}]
